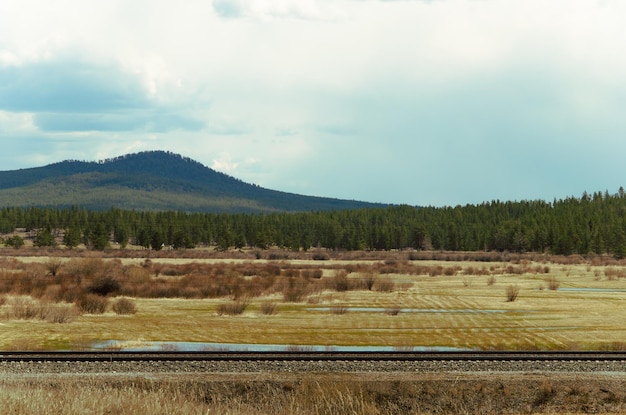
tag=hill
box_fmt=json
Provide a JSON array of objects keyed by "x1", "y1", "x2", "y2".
[{"x1": 0, "y1": 151, "x2": 386, "y2": 213}]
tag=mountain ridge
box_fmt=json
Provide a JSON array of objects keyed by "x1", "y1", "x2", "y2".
[{"x1": 0, "y1": 151, "x2": 387, "y2": 213}]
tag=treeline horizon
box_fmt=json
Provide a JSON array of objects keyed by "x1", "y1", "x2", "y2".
[{"x1": 1, "y1": 188, "x2": 626, "y2": 256}]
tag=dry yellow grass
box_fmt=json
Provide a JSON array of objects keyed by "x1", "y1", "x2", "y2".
[{"x1": 2, "y1": 372, "x2": 626, "y2": 414}]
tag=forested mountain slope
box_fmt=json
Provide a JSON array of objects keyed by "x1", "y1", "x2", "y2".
[{"x1": 0, "y1": 151, "x2": 385, "y2": 213}]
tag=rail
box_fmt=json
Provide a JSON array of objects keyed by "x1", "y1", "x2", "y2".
[{"x1": 2, "y1": 350, "x2": 626, "y2": 362}]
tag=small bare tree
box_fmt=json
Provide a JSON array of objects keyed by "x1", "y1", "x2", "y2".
[
  {"x1": 506, "y1": 285, "x2": 520, "y2": 302},
  {"x1": 45, "y1": 258, "x2": 63, "y2": 277}
]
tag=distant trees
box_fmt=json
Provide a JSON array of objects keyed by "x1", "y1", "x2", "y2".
[
  {"x1": 34, "y1": 226, "x2": 55, "y2": 247},
  {"x1": 63, "y1": 227, "x2": 81, "y2": 248},
  {"x1": 3, "y1": 188, "x2": 626, "y2": 256}
]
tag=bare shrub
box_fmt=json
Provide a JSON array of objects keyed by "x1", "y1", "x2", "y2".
[
  {"x1": 506, "y1": 285, "x2": 520, "y2": 302},
  {"x1": 45, "y1": 258, "x2": 63, "y2": 277},
  {"x1": 5, "y1": 296, "x2": 43, "y2": 319},
  {"x1": 331, "y1": 270, "x2": 350, "y2": 292},
  {"x1": 428, "y1": 266, "x2": 444, "y2": 277},
  {"x1": 123, "y1": 265, "x2": 151, "y2": 284},
  {"x1": 547, "y1": 276, "x2": 560, "y2": 290},
  {"x1": 330, "y1": 304, "x2": 348, "y2": 315},
  {"x1": 2, "y1": 296, "x2": 77, "y2": 323},
  {"x1": 216, "y1": 299, "x2": 249, "y2": 316},
  {"x1": 45, "y1": 303, "x2": 79, "y2": 323},
  {"x1": 259, "y1": 301, "x2": 278, "y2": 315},
  {"x1": 362, "y1": 273, "x2": 377, "y2": 291},
  {"x1": 306, "y1": 268, "x2": 323, "y2": 279},
  {"x1": 487, "y1": 276, "x2": 496, "y2": 286},
  {"x1": 282, "y1": 268, "x2": 300, "y2": 278},
  {"x1": 444, "y1": 266, "x2": 460, "y2": 276},
  {"x1": 464, "y1": 266, "x2": 476, "y2": 275},
  {"x1": 65, "y1": 258, "x2": 107, "y2": 279},
  {"x1": 374, "y1": 277, "x2": 395, "y2": 292},
  {"x1": 77, "y1": 294, "x2": 109, "y2": 314},
  {"x1": 282, "y1": 277, "x2": 312, "y2": 302},
  {"x1": 605, "y1": 267, "x2": 626, "y2": 281},
  {"x1": 111, "y1": 297, "x2": 137, "y2": 315},
  {"x1": 283, "y1": 287, "x2": 306, "y2": 302},
  {"x1": 505, "y1": 265, "x2": 525, "y2": 275}
]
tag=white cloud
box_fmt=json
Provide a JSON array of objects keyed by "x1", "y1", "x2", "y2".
[{"x1": 0, "y1": 111, "x2": 38, "y2": 134}]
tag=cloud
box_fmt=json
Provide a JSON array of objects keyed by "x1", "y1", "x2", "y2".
[
  {"x1": 0, "y1": 56, "x2": 205, "y2": 133},
  {"x1": 212, "y1": 0, "x2": 245, "y2": 19},
  {"x1": 0, "y1": 59, "x2": 148, "y2": 113},
  {"x1": 211, "y1": 0, "x2": 343, "y2": 21},
  {"x1": 2, "y1": 0, "x2": 626, "y2": 206},
  {"x1": 33, "y1": 111, "x2": 204, "y2": 133}
]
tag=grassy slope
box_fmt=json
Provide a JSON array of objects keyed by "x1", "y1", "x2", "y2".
[{"x1": 0, "y1": 151, "x2": 385, "y2": 212}]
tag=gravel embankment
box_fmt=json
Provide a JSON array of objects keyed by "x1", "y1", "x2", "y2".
[{"x1": 2, "y1": 359, "x2": 626, "y2": 377}]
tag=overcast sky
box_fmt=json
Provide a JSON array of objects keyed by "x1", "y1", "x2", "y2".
[{"x1": 1, "y1": 0, "x2": 625, "y2": 207}]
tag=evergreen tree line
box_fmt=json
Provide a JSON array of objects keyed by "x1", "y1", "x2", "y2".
[{"x1": 1, "y1": 189, "x2": 626, "y2": 256}]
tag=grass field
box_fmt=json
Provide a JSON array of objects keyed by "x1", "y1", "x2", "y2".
[
  {"x1": 4, "y1": 250, "x2": 626, "y2": 414},
  {"x1": 2, "y1": 251, "x2": 626, "y2": 351}
]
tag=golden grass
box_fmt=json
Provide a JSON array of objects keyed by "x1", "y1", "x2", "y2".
[
  {"x1": 2, "y1": 373, "x2": 626, "y2": 414},
  {"x1": 2, "y1": 257, "x2": 626, "y2": 350}
]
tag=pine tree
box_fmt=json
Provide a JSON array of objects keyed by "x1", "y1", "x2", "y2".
[
  {"x1": 34, "y1": 226, "x2": 56, "y2": 247},
  {"x1": 63, "y1": 227, "x2": 82, "y2": 248}
]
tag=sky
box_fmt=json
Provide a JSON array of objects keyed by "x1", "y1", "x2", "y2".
[{"x1": 1, "y1": 0, "x2": 626, "y2": 207}]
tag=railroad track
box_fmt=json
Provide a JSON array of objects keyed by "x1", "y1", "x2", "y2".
[{"x1": 2, "y1": 350, "x2": 626, "y2": 363}]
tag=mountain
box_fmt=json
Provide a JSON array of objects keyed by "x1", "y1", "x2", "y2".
[{"x1": 0, "y1": 151, "x2": 386, "y2": 213}]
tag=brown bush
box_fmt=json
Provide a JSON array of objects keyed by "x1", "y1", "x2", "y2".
[
  {"x1": 3, "y1": 296, "x2": 42, "y2": 319},
  {"x1": 87, "y1": 275, "x2": 120, "y2": 296},
  {"x1": 259, "y1": 301, "x2": 278, "y2": 315},
  {"x1": 330, "y1": 304, "x2": 348, "y2": 315},
  {"x1": 309, "y1": 268, "x2": 324, "y2": 279},
  {"x1": 444, "y1": 266, "x2": 461, "y2": 276},
  {"x1": 111, "y1": 297, "x2": 137, "y2": 315},
  {"x1": 330, "y1": 270, "x2": 350, "y2": 292},
  {"x1": 546, "y1": 276, "x2": 560, "y2": 291},
  {"x1": 1, "y1": 296, "x2": 77, "y2": 323},
  {"x1": 362, "y1": 273, "x2": 377, "y2": 291},
  {"x1": 216, "y1": 299, "x2": 248, "y2": 316},
  {"x1": 44, "y1": 258, "x2": 63, "y2": 277},
  {"x1": 77, "y1": 294, "x2": 108, "y2": 314},
  {"x1": 605, "y1": 267, "x2": 626, "y2": 280},
  {"x1": 45, "y1": 303, "x2": 79, "y2": 323},
  {"x1": 506, "y1": 285, "x2": 520, "y2": 302},
  {"x1": 283, "y1": 286, "x2": 308, "y2": 302},
  {"x1": 374, "y1": 277, "x2": 395, "y2": 292}
]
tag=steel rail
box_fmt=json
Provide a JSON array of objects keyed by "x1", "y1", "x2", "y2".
[{"x1": 2, "y1": 350, "x2": 626, "y2": 363}]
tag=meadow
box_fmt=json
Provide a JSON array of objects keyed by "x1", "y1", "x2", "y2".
[
  {"x1": 4, "y1": 249, "x2": 626, "y2": 414},
  {"x1": 1, "y1": 250, "x2": 626, "y2": 351}
]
